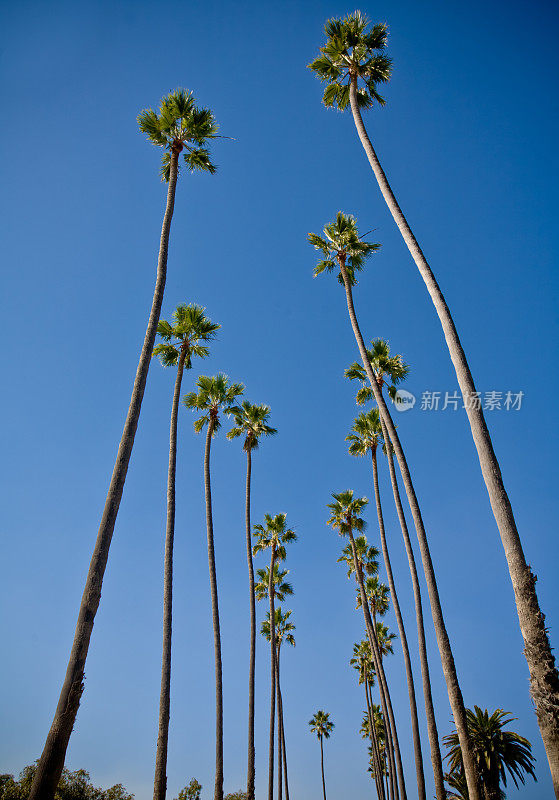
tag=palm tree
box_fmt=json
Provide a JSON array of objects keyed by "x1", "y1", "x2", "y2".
[
  {"x1": 443, "y1": 707, "x2": 537, "y2": 800},
  {"x1": 328, "y1": 490, "x2": 405, "y2": 800},
  {"x1": 347, "y1": 342, "x2": 447, "y2": 799},
  {"x1": 309, "y1": 711, "x2": 334, "y2": 800},
  {"x1": 311, "y1": 213, "x2": 479, "y2": 800},
  {"x1": 262, "y1": 608, "x2": 295, "y2": 800},
  {"x1": 351, "y1": 640, "x2": 385, "y2": 800},
  {"x1": 347, "y1": 408, "x2": 426, "y2": 800},
  {"x1": 29, "y1": 89, "x2": 219, "y2": 800},
  {"x1": 184, "y1": 374, "x2": 244, "y2": 800},
  {"x1": 152, "y1": 304, "x2": 219, "y2": 800},
  {"x1": 227, "y1": 402, "x2": 276, "y2": 800},
  {"x1": 253, "y1": 514, "x2": 297, "y2": 800},
  {"x1": 309, "y1": 16, "x2": 559, "y2": 787}
]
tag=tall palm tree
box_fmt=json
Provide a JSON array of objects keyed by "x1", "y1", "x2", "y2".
[
  {"x1": 262, "y1": 608, "x2": 295, "y2": 800},
  {"x1": 309, "y1": 711, "x2": 334, "y2": 800},
  {"x1": 29, "y1": 89, "x2": 219, "y2": 800},
  {"x1": 227, "y1": 402, "x2": 276, "y2": 800},
  {"x1": 152, "y1": 304, "x2": 219, "y2": 800},
  {"x1": 347, "y1": 407, "x2": 426, "y2": 800},
  {"x1": 310, "y1": 213, "x2": 479, "y2": 800},
  {"x1": 253, "y1": 514, "x2": 297, "y2": 800},
  {"x1": 351, "y1": 640, "x2": 385, "y2": 800},
  {"x1": 184, "y1": 374, "x2": 244, "y2": 800},
  {"x1": 309, "y1": 17, "x2": 559, "y2": 788},
  {"x1": 443, "y1": 707, "x2": 537, "y2": 800},
  {"x1": 347, "y1": 342, "x2": 447, "y2": 799},
  {"x1": 328, "y1": 491, "x2": 406, "y2": 800}
]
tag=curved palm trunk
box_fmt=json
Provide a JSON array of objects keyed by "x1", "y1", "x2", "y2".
[
  {"x1": 339, "y1": 260, "x2": 480, "y2": 800},
  {"x1": 29, "y1": 150, "x2": 180, "y2": 800},
  {"x1": 349, "y1": 78, "x2": 559, "y2": 794},
  {"x1": 204, "y1": 418, "x2": 224, "y2": 800},
  {"x1": 319, "y1": 736, "x2": 327, "y2": 800},
  {"x1": 153, "y1": 346, "x2": 188, "y2": 800},
  {"x1": 365, "y1": 678, "x2": 385, "y2": 800},
  {"x1": 371, "y1": 447, "x2": 426, "y2": 800},
  {"x1": 245, "y1": 448, "x2": 256, "y2": 800},
  {"x1": 276, "y1": 658, "x2": 290, "y2": 800},
  {"x1": 277, "y1": 643, "x2": 283, "y2": 800},
  {"x1": 268, "y1": 548, "x2": 276, "y2": 800},
  {"x1": 348, "y1": 530, "x2": 406, "y2": 800},
  {"x1": 380, "y1": 415, "x2": 447, "y2": 800}
]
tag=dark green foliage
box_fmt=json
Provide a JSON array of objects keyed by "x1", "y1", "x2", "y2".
[
  {"x1": 153, "y1": 303, "x2": 219, "y2": 370},
  {"x1": 0, "y1": 766, "x2": 133, "y2": 800},
  {"x1": 174, "y1": 779, "x2": 202, "y2": 800},
  {"x1": 308, "y1": 212, "x2": 380, "y2": 285},
  {"x1": 184, "y1": 373, "x2": 244, "y2": 434},
  {"x1": 345, "y1": 338, "x2": 409, "y2": 406},
  {"x1": 227, "y1": 401, "x2": 276, "y2": 451},
  {"x1": 224, "y1": 792, "x2": 248, "y2": 800}
]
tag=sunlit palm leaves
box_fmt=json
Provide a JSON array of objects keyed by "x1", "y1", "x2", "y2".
[
  {"x1": 308, "y1": 212, "x2": 380, "y2": 285},
  {"x1": 184, "y1": 373, "x2": 244, "y2": 434},
  {"x1": 153, "y1": 303, "x2": 219, "y2": 370}
]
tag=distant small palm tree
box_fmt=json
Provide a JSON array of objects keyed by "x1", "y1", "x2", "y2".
[
  {"x1": 443, "y1": 707, "x2": 536, "y2": 800},
  {"x1": 253, "y1": 514, "x2": 297, "y2": 800},
  {"x1": 351, "y1": 640, "x2": 385, "y2": 800},
  {"x1": 311, "y1": 213, "x2": 476, "y2": 800},
  {"x1": 184, "y1": 374, "x2": 244, "y2": 800},
  {"x1": 227, "y1": 401, "x2": 276, "y2": 800},
  {"x1": 152, "y1": 304, "x2": 219, "y2": 800},
  {"x1": 29, "y1": 89, "x2": 219, "y2": 800},
  {"x1": 309, "y1": 711, "x2": 334, "y2": 800}
]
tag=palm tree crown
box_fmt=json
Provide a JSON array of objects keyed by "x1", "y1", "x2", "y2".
[
  {"x1": 346, "y1": 408, "x2": 384, "y2": 457},
  {"x1": 356, "y1": 576, "x2": 390, "y2": 618},
  {"x1": 345, "y1": 338, "x2": 409, "y2": 404},
  {"x1": 309, "y1": 711, "x2": 335, "y2": 740},
  {"x1": 227, "y1": 401, "x2": 277, "y2": 450},
  {"x1": 337, "y1": 537, "x2": 378, "y2": 578},
  {"x1": 350, "y1": 639, "x2": 375, "y2": 685},
  {"x1": 261, "y1": 608, "x2": 296, "y2": 649},
  {"x1": 153, "y1": 304, "x2": 219, "y2": 369},
  {"x1": 254, "y1": 565, "x2": 294, "y2": 603},
  {"x1": 138, "y1": 88, "x2": 219, "y2": 181},
  {"x1": 308, "y1": 212, "x2": 380, "y2": 285},
  {"x1": 308, "y1": 11, "x2": 392, "y2": 110},
  {"x1": 443, "y1": 707, "x2": 536, "y2": 796},
  {"x1": 184, "y1": 374, "x2": 244, "y2": 434},
  {"x1": 253, "y1": 513, "x2": 297, "y2": 560},
  {"x1": 327, "y1": 490, "x2": 368, "y2": 536}
]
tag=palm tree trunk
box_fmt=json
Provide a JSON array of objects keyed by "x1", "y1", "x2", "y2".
[
  {"x1": 277, "y1": 643, "x2": 283, "y2": 800},
  {"x1": 153, "y1": 346, "x2": 188, "y2": 800},
  {"x1": 245, "y1": 448, "x2": 256, "y2": 800},
  {"x1": 348, "y1": 77, "x2": 559, "y2": 794},
  {"x1": 28, "y1": 149, "x2": 180, "y2": 800},
  {"x1": 204, "y1": 418, "x2": 223, "y2": 800},
  {"x1": 365, "y1": 678, "x2": 385, "y2": 800},
  {"x1": 268, "y1": 548, "x2": 276, "y2": 800},
  {"x1": 380, "y1": 414, "x2": 447, "y2": 800},
  {"x1": 339, "y1": 259, "x2": 480, "y2": 800},
  {"x1": 277, "y1": 660, "x2": 290, "y2": 800},
  {"x1": 348, "y1": 530, "x2": 405, "y2": 800},
  {"x1": 320, "y1": 736, "x2": 326, "y2": 800},
  {"x1": 372, "y1": 447, "x2": 426, "y2": 800}
]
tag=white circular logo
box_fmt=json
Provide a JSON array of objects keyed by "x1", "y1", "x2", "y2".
[{"x1": 393, "y1": 389, "x2": 416, "y2": 412}]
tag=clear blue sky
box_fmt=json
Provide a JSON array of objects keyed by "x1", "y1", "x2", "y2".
[{"x1": 1, "y1": 0, "x2": 558, "y2": 798}]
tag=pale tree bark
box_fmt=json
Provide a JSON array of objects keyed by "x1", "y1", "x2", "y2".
[
  {"x1": 204, "y1": 417, "x2": 224, "y2": 800},
  {"x1": 348, "y1": 530, "x2": 406, "y2": 800},
  {"x1": 29, "y1": 149, "x2": 181, "y2": 800},
  {"x1": 349, "y1": 77, "x2": 559, "y2": 795},
  {"x1": 365, "y1": 677, "x2": 385, "y2": 800},
  {"x1": 275, "y1": 647, "x2": 290, "y2": 800},
  {"x1": 245, "y1": 448, "x2": 256, "y2": 800},
  {"x1": 277, "y1": 643, "x2": 283, "y2": 800},
  {"x1": 268, "y1": 547, "x2": 277, "y2": 800},
  {"x1": 339, "y1": 259, "x2": 481, "y2": 800},
  {"x1": 153, "y1": 345, "x2": 188, "y2": 800},
  {"x1": 379, "y1": 415, "x2": 446, "y2": 800},
  {"x1": 371, "y1": 447, "x2": 426, "y2": 800}
]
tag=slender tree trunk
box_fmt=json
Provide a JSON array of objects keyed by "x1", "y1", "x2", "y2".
[
  {"x1": 268, "y1": 548, "x2": 276, "y2": 800},
  {"x1": 320, "y1": 736, "x2": 326, "y2": 800},
  {"x1": 277, "y1": 660, "x2": 290, "y2": 800},
  {"x1": 348, "y1": 530, "x2": 405, "y2": 800},
  {"x1": 371, "y1": 447, "x2": 426, "y2": 800},
  {"x1": 380, "y1": 415, "x2": 447, "y2": 800},
  {"x1": 29, "y1": 149, "x2": 180, "y2": 800},
  {"x1": 348, "y1": 77, "x2": 559, "y2": 794},
  {"x1": 277, "y1": 643, "x2": 283, "y2": 800},
  {"x1": 339, "y1": 259, "x2": 480, "y2": 800},
  {"x1": 245, "y1": 448, "x2": 256, "y2": 800},
  {"x1": 153, "y1": 346, "x2": 188, "y2": 800},
  {"x1": 365, "y1": 678, "x2": 385, "y2": 800},
  {"x1": 204, "y1": 418, "x2": 223, "y2": 800}
]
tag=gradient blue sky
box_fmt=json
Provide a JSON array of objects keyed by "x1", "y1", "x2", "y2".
[{"x1": 1, "y1": 0, "x2": 558, "y2": 798}]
